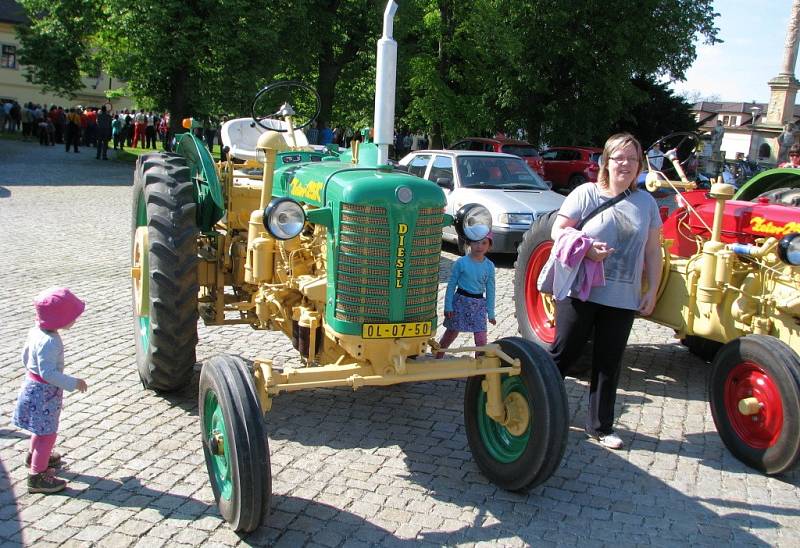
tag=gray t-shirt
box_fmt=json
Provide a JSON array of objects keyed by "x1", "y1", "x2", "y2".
[{"x1": 557, "y1": 184, "x2": 662, "y2": 310}]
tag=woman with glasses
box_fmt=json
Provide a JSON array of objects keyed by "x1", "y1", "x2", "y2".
[
  {"x1": 779, "y1": 143, "x2": 800, "y2": 168},
  {"x1": 548, "y1": 133, "x2": 663, "y2": 449}
]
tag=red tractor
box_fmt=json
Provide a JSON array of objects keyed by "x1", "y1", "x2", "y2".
[{"x1": 514, "y1": 133, "x2": 800, "y2": 474}]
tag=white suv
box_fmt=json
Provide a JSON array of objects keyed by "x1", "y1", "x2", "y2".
[{"x1": 399, "y1": 150, "x2": 564, "y2": 254}]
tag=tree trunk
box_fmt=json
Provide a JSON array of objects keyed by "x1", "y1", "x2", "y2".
[
  {"x1": 168, "y1": 68, "x2": 189, "y2": 140},
  {"x1": 317, "y1": 48, "x2": 340, "y2": 130},
  {"x1": 430, "y1": 0, "x2": 455, "y2": 148}
]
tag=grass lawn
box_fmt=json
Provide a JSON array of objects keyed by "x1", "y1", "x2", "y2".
[{"x1": 113, "y1": 143, "x2": 222, "y2": 164}]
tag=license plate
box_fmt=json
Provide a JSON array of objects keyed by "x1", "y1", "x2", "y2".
[{"x1": 362, "y1": 321, "x2": 432, "y2": 339}]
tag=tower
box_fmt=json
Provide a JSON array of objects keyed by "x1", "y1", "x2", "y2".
[{"x1": 750, "y1": 0, "x2": 800, "y2": 165}]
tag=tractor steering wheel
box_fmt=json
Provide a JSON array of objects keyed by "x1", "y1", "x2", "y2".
[
  {"x1": 251, "y1": 80, "x2": 321, "y2": 132},
  {"x1": 647, "y1": 131, "x2": 702, "y2": 172}
]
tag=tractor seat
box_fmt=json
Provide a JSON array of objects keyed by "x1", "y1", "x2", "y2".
[{"x1": 220, "y1": 117, "x2": 310, "y2": 162}]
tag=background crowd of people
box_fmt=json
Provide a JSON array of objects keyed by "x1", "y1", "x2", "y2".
[
  {"x1": 0, "y1": 100, "x2": 187, "y2": 158},
  {"x1": 3, "y1": 99, "x2": 431, "y2": 163}
]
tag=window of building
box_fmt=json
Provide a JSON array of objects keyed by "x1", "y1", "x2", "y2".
[
  {"x1": 1, "y1": 45, "x2": 16, "y2": 69},
  {"x1": 720, "y1": 115, "x2": 740, "y2": 127}
]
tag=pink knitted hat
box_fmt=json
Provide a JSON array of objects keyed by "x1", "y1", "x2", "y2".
[{"x1": 34, "y1": 287, "x2": 85, "y2": 330}]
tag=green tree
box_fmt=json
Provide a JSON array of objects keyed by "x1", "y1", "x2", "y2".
[
  {"x1": 16, "y1": 0, "x2": 281, "y2": 132},
  {"x1": 399, "y1": 0, "x2": 718, "y2": 147},
  {"x1": 611, "y1": 77, "x2": 699, "y2": 149}
]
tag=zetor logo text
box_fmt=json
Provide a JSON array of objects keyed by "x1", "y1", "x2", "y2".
[
  {"x1": 395, "y1": 224, "x2": 408, "y2": 288},
  {"x1": 749, "y1": 216, "x2": 800, "y2": 236}
]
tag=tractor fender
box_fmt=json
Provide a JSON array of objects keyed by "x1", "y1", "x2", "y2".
[
  {"x1": 734, "y1": 167, "x2": 800, "y2": 202},
  {"x1": 175, "y1": 132, "x2": 226, "y2": 231}
]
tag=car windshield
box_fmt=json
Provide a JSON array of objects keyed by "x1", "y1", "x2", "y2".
[
  {"x1": 501, "y1": 145, "x2": 539, "y2": 158},
  {"x1": 456, "y1": 156, "x2": 549, "y2": 190},
  {"x1": 590, "y1": 152, "x2": 601, "y2": 164}
]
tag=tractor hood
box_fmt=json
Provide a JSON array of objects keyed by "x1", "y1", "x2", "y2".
[
  {"x1": 276, "y1": 160, "x2": 446, "y2": 212},
  {"x1": 685, "y1": 198, "x2": 800, "y2": 242}
]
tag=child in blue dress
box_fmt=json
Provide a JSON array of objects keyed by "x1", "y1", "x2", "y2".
[
  {"x1": 14, "y1": 287, "x2": 88, "y2": 494},
  {"x1": 436, "y1": 234, "x2": 496, "y2": 357}
]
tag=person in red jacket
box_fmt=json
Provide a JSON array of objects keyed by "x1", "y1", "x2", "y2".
[{"x1": 132, "y1": 110, "x2": 146, "y2": 148}]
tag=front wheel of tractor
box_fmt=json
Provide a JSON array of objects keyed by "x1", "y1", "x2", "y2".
[
  {"x1": 709, "y1": 335, "x2": 800, "y2": 475},
  {"x1": 464, "y1": 337, "x2": 568, "y2": 491},
  {"x1": 199, "y1": 354, "x2": 271, "y2": 532}
]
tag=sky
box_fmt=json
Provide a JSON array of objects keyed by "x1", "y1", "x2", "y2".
[{"x1": 670, "y1": 0, "x2": 794, "y2": 103}]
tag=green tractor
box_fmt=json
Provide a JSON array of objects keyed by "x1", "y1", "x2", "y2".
[{"x1": 131, "y1": 1, "x2": 568, "y2": 531}]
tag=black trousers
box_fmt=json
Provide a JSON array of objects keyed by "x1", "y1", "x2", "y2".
[
  {"x1": 549, "y1": 297, "x2": 635, "y2": 435},
  {"x1": 145, "y1": 126, "x2": 156, "y2": 148},
  {"x1": 65, "y1": 124, "x2": 80, "y2": 152},
  {"x1": 96, "y1": 138, "x2": 109, "y2": 159}
]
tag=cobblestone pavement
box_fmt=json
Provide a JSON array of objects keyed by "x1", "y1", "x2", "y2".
[{"x1": 1, "y1": 139, "x2": 799, "y2": 547}]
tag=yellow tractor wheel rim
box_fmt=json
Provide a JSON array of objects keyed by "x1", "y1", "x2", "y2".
[{"x1": 131, "y1": 226, "x2": 149, "y2": 317}]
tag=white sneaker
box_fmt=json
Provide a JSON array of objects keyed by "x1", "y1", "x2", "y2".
[{"x1": 597, "y1": 432, "x2": 624, "y2": 450}]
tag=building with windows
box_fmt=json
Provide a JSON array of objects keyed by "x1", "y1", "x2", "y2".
[
  {"x1": 0, "y1": 0, "x2": 131, "y2": 109},
  {"x1": 689, "y1": 101, "x2": 800, "y2": 166}
]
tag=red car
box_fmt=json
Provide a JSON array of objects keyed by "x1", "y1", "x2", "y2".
[
  {"x1": 449, "y1": 137, "x2": 545, "y2": 177},
  {"x1": 540, "y1": 146, "x2": 602, "y2": 192}
]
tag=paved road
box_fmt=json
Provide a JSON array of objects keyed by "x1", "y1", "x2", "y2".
[{"x1": 1, "y1": 138, "x2": 799, "y2": 547}]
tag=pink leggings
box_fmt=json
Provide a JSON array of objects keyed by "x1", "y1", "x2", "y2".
[
  {"x1": 30, "y1": 433, "x2": 57, "y2": 474},
  {"x1": 437, "y1": 329, "x2": 487, "y2": 357}
]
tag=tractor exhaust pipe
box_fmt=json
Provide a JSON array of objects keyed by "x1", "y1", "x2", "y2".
[{"x1": 373, "y1": 0, "x2": 399, "y2": 166}]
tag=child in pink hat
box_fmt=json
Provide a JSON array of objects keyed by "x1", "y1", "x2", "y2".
[{"x1": 13, "y1": 287, "x2": 88, "y2": 494}]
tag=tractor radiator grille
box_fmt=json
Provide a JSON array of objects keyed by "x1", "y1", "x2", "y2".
[{"x1": 335, "y1": 203, "x2": 443, "y2": 324}]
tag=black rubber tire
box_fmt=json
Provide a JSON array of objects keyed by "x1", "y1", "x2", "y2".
[
  {"x1": 132, "y1": 153, "x2": 199, "y2": 392},
  {"x1": 199, "y1": 354, "x2": 271, "y2": 532},
  {"x1": 567, "y1": 174, "x2": 586, "y2": 191},
  {"x1": 757, "y1": 187, "x2": 800, "y2": 207},
  {"x1": 709, "y1": 335, "x2": 800, "y2": 475},
  {"x1": 464, "y1": 337, "x2": 568, "y2": 491},
  {"x1": 514, "y1": 211, "x2": 557, "y2": 348},
  {"x1": 681, "y1": 335, "x2": 722, "y2": 363}
]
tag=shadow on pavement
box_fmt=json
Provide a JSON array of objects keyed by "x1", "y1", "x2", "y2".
[
  {"x1": 0, "y1": 454, "x2": 23, "y2": 546},
  {"x1": 0, "y1": 429, "x2": 29, "y2": 442},
  {"x1": 0, "y1": 140, "x2": 133, "y2": 187}
]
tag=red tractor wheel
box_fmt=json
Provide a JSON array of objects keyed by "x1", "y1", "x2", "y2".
[
  {"x1": 709, "y1": 335, "x2": 800, "y2": 475},
  {"x1": 514, "y1": 212, "x2": 557, "y2": 348}
]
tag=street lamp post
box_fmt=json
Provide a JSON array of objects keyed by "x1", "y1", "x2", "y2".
[{"x1": 749, "y1": 106, "x2": 762, "y2": 167}]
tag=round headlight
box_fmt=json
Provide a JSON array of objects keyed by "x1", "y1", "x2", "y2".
[
  {"x1": 454, "y1": 204, "x2": 492, "y2": 242},
  {"x1": 263, "y1": 197, "x2": 306, "y2": 240},
  {"x1": 778, "y1": 233, "x2": 800, "y2": 266}
]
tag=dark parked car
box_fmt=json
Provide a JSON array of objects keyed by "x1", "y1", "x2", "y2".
[
  {"x1": 540, "y1": 146, "x2": 602, "y2": 192},
  {"x1": 449, "y1": 137, "x2": 546, "y2": 177}
]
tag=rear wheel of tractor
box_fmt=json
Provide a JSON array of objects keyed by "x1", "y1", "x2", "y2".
[
  {"x1": 709, "y1": 335, "x2": 800, "y2": 474},
  {"x1": 514, "y1": 212, "x2": 557, "y2": 348},
  {"x1": 131, "y1": 152, "x2": 199, "y2": 392},
  {"x1": 681, "y1": 335, "x2": 722, "y2": 363},
  {"x1": 199, "y1": 354, "x2": 271, "y2": 532},
  {"x1": 756, "y1": 187, "x2": 800, "y2": 207},
  {"x1": 464, "y1": 337, "x2": 568, "y2": 490}
]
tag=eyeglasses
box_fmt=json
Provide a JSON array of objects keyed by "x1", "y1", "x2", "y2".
[
  {"x1": 609, "y1": 156, "x2": 639, "y2": 164},
  {"x1": 790, "y1": 153, "x2": 799, "y2": 157}
]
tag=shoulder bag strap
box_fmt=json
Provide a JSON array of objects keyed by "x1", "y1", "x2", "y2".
[{"x1": 575, "y1": 188, "x2": 632, "y2": 230}]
